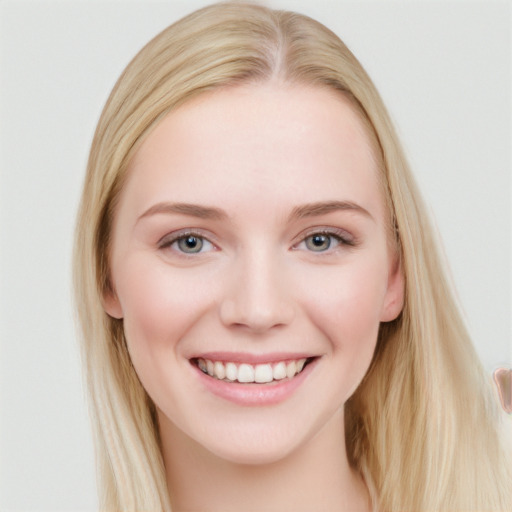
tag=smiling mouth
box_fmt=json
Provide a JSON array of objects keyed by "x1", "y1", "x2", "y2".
[{"x1": 192, "y1": 357, "x2": 316, "y2": 384}]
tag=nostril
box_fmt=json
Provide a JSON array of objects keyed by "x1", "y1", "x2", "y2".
[{"x1": 219, "y1": 297, "x2": 295, "y2": 332}]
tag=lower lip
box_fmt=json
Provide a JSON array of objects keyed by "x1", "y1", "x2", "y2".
[{"x1": 192, "y1": 359, "x2": 317, "y2": 406}]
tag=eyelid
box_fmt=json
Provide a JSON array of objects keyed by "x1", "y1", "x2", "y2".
[
  {"x1": 156, "y1": 226, "x2": 356, "y2": 254},
  {"x1": 157, "y1": 228, "x2": 218, "y2": 251},
  {"x1": 292, "y1": 226, "x2": 356, "y2": 250}
]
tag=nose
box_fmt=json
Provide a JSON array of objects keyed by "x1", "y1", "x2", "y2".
[{"x1": 219, "y1": 249, "x2": 295, "y2": 333}]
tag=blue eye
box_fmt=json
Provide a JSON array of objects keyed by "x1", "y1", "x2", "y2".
[
  {"x1": 160, "y1": 232, "x2": 215, "y2": 255},
  {"x1": 176, "y1": 235, "x2": 205, "y2": 253},
  {"x1": 305, "y1": 234, "x2": 334, "y2": 252},
  {"x1": 304, "y1": 233, "x2": 341, "y2": 252},
  {"x1": 295, "y1": 229, "x2": 354, "y2": 253}
]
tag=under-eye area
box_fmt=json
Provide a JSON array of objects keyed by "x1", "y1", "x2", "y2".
[{"x1": 192, "y1": 357, "x2": 317, "y2": 384}]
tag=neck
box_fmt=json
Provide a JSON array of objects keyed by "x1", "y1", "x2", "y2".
[{"x1": 159, "y1": 409, "x2": 370, "y2": 512}]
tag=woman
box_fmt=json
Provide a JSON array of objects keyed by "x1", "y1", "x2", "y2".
[{"x1": 73, "y1": 2, "x2": 511, "y2": 511}]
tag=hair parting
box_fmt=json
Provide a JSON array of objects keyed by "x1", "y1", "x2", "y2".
[{"x1": 74, "y1": 3, "x2": 512, "y2": 510}]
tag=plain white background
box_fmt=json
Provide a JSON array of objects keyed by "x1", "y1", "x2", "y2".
[{"x1": 0, "y1": 0, "x2": 510, "y2": 510}]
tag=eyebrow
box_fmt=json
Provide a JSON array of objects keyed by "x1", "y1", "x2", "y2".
[
  {"x1": 289, "y1": 200, "x2": 373, "y2": 221},
  {"x1": 137, "y1": 202, "x2": 228, "y2": 222},
  {"x1": 137, "y1": 199, "x2": 372, "y2": 224}
]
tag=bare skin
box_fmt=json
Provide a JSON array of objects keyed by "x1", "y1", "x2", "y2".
[
  {"x1": 161, "y1": 408, "x2": 370, "y2": 512},
  {"x1": 105, "y1": 83, "x2": 402, "y2": 511}
]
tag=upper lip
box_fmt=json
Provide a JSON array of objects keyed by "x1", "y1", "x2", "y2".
[{"x1": 189, "y1": 351, "x2": 317, "y2": 365}]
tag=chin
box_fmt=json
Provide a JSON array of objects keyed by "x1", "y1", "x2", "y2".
[
  {"x1": 192, "y1": 414, "x2": 323, "y2": 467},
  {"x1": 206, "y1": 436, "x2": 300, "y2": 467}
]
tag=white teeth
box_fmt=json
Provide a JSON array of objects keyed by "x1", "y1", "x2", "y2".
[
  {"x1": 196, "y1": 357, "x2": 311, "y2": 383},
  {"x1": 225, "y1": 362, "x2": 237, "y2": 381},
  {"x1": 286, "y1": 361, "x2": 297, "y2": 379},
  {"x1": 296, "y1": 358, "x2": 306, "y2": 372},
  {"x1": 206, "y1": 359, "x2": 214, "y2": 377},
  {"x1": 272, "y1": 361, "x2": 287, "y2": 380},
  {"x1": 214, "y1": 361, "x2": 226, "y2": 380},
  {"x1": 238, "y1": 364, "x2": 255, "y2": 383},
  {"x1": 255, "y1": 364, "x2": 273, "y2": 383}
]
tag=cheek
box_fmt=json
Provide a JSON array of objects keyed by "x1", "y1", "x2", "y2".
[
  {"x1": 304, "y1": 257, "x2": 387, "y2": 332},
  {"x1": 316, "y1": 282, "x2": 383, "y2": 357},
  {"x1": 297, "y1": 256, "x2": 388, "y2": 390},
  {"x1": 114, "y1": 256, "x2": 218, "y2": 365}
]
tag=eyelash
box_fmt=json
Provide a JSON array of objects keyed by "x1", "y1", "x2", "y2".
[
  {"x1": 158, "y1": 227, "x2": 355, "y2": 256},
  {"x1": 293, "y1": 228, "x2": 355, "y2": 253},
  {"x1": 158, "y1": 230, "x2": 216, "y2": 255}
]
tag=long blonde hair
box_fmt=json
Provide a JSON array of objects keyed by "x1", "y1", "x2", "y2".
[{"x1": 74, "y1": 2, "x2": 511, "y2": 510}]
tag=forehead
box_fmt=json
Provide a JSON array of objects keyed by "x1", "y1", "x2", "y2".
[{"x1": 119, "y1": 83, "x2": 384, "y2": 224}]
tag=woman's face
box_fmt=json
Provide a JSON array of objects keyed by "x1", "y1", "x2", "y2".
[{"x1": 105, "y1": 84, "x2": 404, "y2": 464}]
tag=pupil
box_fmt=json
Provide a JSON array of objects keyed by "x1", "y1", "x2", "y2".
[
  {"x1": 185, "y1": 236, "x2": 197, "y2": 248},
  {"x1": 312, "y1": 235, "x2": 325, "y2": 246},
  {"x1": 178, "y1": 236, "x2": 203, "y2": 253},
  {"x1": 307, "y1": 234, "x2": 330, "y2": 251}
]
